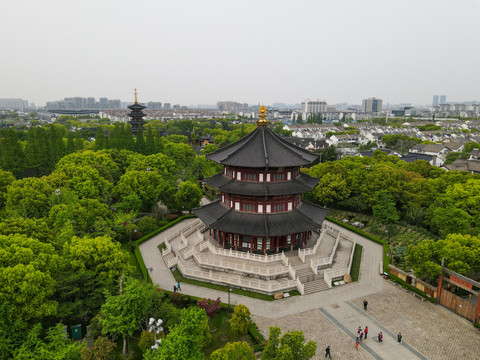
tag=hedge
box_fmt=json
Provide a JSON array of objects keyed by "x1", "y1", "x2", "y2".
[
  {"x1": 248, "y1": 322, "x2": 265, "y2": 345},
  {"x1": 326, "y1": 216, "x2": 390, "y2": 273}
]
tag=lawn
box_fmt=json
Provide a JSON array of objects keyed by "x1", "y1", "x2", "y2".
[
  {"x1": 121, "y1": 243, "x2": 143, "y2": 278},
  {"x1": 349, "y1": 244, "x2": 363, "y2": 282},
  {"x1": 203, "y1": 309, "x2": 249, "y2": 356}
]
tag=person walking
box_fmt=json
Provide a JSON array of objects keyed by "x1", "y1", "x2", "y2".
[
  {"x1": 360, "y1": 331, "x2": 364, "y2": 341},
  {"x1": 173, "y1": 285, "x2": 177, "y2": 292},
  {"x1": 177, "y1": 281, "x2": 181, "y2": 291},
  {"x1": 378, "y1": 332, "x2": 383, "y2": 343},
  {"x1": 363, "y1": 299, "x2": 368, "y2": 310},
  {"x1": 364, "y1": 326, "x2": 368, "y2": 339},
  {"x1": 397, "y1": 332, "x2": 402, "y2": 344},
  {"x1": 355, "y1": 337, "x2": 359, "y2": 350},
  {"x1": 325, "y1": 345, "x2": 332, "y2": 359}
]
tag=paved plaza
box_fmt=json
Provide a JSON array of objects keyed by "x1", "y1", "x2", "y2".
[{"x1": 139, "y1": 218, "x2": 480, "y2": 359}]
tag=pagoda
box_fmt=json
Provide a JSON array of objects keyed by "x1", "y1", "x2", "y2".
[
  {"x1": 194, "y1": 106, "x2": 329, "y2": 255},
  {"x1": 127, "y1": 88, "x2": 146, "y2": 134}
]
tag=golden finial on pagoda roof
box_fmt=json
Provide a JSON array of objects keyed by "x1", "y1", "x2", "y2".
[
  {"x1": 134, "y1": 88, "x2": 138, "y2": 104},
  {"x1": 256, "y1": 105, "x2": 270, "y2": 127}
]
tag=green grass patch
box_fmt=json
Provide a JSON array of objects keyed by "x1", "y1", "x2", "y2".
[
  {"x1": 350, "y1": 244, "x2": 363, "y2": 282},
  {"x1": 171, "y1": 269, "x2": 277, "y2": 301},
  {"x1": 121, "y1": 243, "x2": 143, "y2": 278},
  {"x1": 157, "y1": 242, "x2": 166, "y2": 252},
  {"x1": 202, "y1": 309, "x2": 263, "y2": 356}
]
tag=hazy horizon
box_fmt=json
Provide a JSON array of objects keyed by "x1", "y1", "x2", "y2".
[{"x1": 1, "y1": 0, "x2": 479, "y2": 107}]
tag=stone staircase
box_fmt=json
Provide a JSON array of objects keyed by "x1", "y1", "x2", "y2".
[
  {"x1": 296, "y1": 267, "x2": 316, "y2": 282},
  {"x1": 162, "y1": 251, "x2": 176, "y2": 267},
  {"x1": 303, "y1": 278, "x2": 329, "y2": 294}
]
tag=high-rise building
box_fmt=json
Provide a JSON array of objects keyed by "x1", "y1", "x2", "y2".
[
  {"x1": 432, "y1": 95, "x2": 446, "y2": 106},
  {"x1": 0, "y1": 98, "x2": 29, "y2": 110},
  {"x1": 164, "y1": 103, "x2": 171, "y2": 109},
  {"x1": 361, "y1": 97, "x2": 383, "y2": 113},
  {"x1": 216, "y1": 101, "x2": 249, "y2": 112},
  {"x1": 301, "y1": 99, "x2": 327, "y2": 114}
]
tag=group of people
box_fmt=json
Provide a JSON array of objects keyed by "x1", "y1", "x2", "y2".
[
  {"x1": 354, "y1": 299, "x2": 403, "y2": 351},
  {"x1": 173, "y1": 281, "x2": 181, "y2": 292},
  {"x1": 355, "y1": 326, "x2": 369, "y2": 349}
]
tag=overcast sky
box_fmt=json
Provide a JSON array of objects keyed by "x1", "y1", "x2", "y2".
[{"x1": 1, "y1": 0, "x2": 479, "y2": 107}]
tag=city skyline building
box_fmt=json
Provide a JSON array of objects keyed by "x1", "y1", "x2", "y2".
[
  {"x1": 301, "y1": 99, "x2": 327, "y2": 115},
  {"x1": 361, "y1": 97, "x2": 383, "y2": 113}
]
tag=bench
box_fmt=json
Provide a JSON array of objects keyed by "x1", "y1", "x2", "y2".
[{"x1": 413, "y1": 293, "x2": 425, "y2": 301}]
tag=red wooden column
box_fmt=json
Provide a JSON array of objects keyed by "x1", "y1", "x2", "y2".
[
  {"x1": 436, "y1": 274, "x2": 443, "y2": 304},
  {"x1": 276, "y1": 236, "x2": 279, "y2": 253},
  {"x1": 235, "y1": 234, "x2": 238, "y2": 251},
  {"x1": 290, "y1": 234, "x2": 294, "y2": 251},
  {"x1": 476, "y1": 292, "x2": 480, "y2": 322},
  {"x1": 222, "y1": 231, "x2": 225, "y2": 248},
  {"x1": 263, "y1": 237, "x2": 267, "y2": 256}
]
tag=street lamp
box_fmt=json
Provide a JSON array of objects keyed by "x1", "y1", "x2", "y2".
[
  {"x1": 148, "y1": 318, "x2": 163, "y2": 350},
  {"x1": 228, "y1": 288, "x2": 233, "y2": 313}
]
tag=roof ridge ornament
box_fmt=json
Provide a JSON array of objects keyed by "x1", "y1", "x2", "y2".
[
  {"x1": 134, "y1": 88, "x2": 138, "y2": 104},
  {"x1": 256, "y1": 105, "x2": 270, "y2": 127}
]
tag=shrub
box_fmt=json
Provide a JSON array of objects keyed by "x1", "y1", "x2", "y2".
[
  {"x1": 137, "y1": 330, "x2": 155, "y2": 354},
  {"x1": 136, "y1": 216, "x2": 157, "y2": 235},
  {"x1": 157, "y1": 220, "x2": 169, "y2": 227},
  {"x1": 197, "y1": 297, "x2": 221, "y2": 318},
  {"x1": 166, "y1": 214, "x2": 179, "y2": 221},
  {"x1": 230, "y1": 304, "x2": 250, "y2": 337}
]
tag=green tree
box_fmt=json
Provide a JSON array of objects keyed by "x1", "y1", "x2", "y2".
[
  {"x1": 0, "y1": 235, "x2": 60, "y2": 336},
  {"x1": 312, "y1": 173, "x2": 350, "y2": 206},
  {"x1": 80, "y1": 335, "x2": 118, "y2": 360},
  {"x1": 262, "y1": 326, "x2": 316, "y2": 360},
  {"x1": 12, "y1": 323, "x2": 83, "y2": 360},
  {"x1": 313, "y1": 146, "x2": 339, "y2": 163},
  {"x1": 0, "y1": 217, "x2": 54, "y2": 244},
  {"x1": 147, "y1": 307, "x2": 210, "y2": 360},
  {"x1": 114, "y1": 170, "x2": 173, "y2": 211},
  {"x1": 0, "y1": 129, "x2": 25, "y2": 177},
  {"x1": 174, "y1": 181, "x2": 203, "y2": 213},
  {"x1": 100, "y1": 278, "x2": 154, "y2": 355},
  {"x1": 4, "y1": 176, "x2": 54, "y2": 218},
  {"x1": 210, "y1": 341, "x2": 255, "y2": 360},
  {"x1": 372, "y1": 190, "x2": 399, "y2": 224},
  {"x1": 230, "y1": 304, "x2": 250, "y2": 337},
  {"x1": 66, "y1": 131, "x2": 75, "y2": 154},
  {"x1": 24, "y1": 126, "x2": 51, "y2": 176},
  {"x1": 63, "y1": 235, "x2": 132, "y2": 283},
  {"x1": 94, "y1": 126, "x2": 107, "y2": 150},
  {"x1": 135, "y1": 126, "x2": 147, "y2": 154},
  {"x1": 0, "y1": 169, "x2": 15, "y2": 209},
  {"x1": 407, "y1": 234, "x2": 480, "y2": 280}
]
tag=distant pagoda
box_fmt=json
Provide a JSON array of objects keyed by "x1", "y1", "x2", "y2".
[
  {"x1": 194, "y1": 105, "x2": 329, "y2": 255},
  {"x1": 127, "y1": 88, "x2": 146, "y2": 134}
]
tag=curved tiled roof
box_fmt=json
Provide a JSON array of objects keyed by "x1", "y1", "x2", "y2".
[
  {"x1": 193, "y1": 200, "x2": 329, "y2": 237},
  {"x1": 207, "y1": 126, "x2": 318, "y2": 168},
  {"x1": 204, "y1": 173, "x2": 319, "y2": 196}
]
